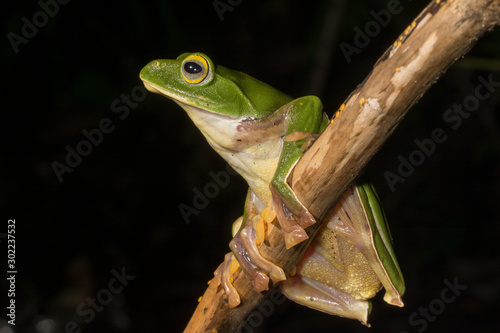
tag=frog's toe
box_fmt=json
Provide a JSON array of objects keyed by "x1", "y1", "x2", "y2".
[
  {"x1": 241, "y1": 224, "x2": 286, "y2": 284},
  {"x1": 270, "y1": 187, "x2": 316, "y2": 248},
  {"x1": 284, "y1": 225, "x2": 309, "y2": 249},
  {"x1": 218, "y1": 252, "x2": 241, "y2": 308},
  {"x1": 230, "y1": 232, "x2": 270, "y2": 292}
]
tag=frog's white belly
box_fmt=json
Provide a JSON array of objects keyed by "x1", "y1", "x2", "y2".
[
  {"x1": 182, "y1": 103, "x2": 283, "y2": 204},
  {"x1": 212, "y1": 136, "x2": 282, "y2": 205}
]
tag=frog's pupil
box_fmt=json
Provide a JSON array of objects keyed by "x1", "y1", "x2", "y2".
[{"x1": 184, "y1": 62, "x2": 202, "y2": 74}]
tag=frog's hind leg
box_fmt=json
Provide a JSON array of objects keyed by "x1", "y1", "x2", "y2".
[
  {"x1": 280, "y1": 273, "x2": 372, "y2": 326},
  {"x1": 217, "y1": 252, "x2": 241, "y2": 308},
  {"x1": 224, "y1": 190, "x2": 287, "y2": 295},
  {"x1": 229, "y1": 213, "x2": 286, "y2": 293}
]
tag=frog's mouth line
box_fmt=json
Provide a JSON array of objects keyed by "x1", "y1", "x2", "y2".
[
  {"x1": 141, "y1": 80, "x2": 239, "y2": 120},
  {"x1": 142, "y1": 81, "x2": 189, "y2": 103}
]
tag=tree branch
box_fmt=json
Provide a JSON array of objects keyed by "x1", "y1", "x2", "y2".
[{"x1": 184, "y1": 0, "x2": 500, "y2": 331}]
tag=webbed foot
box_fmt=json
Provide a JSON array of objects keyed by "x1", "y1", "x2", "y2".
[
  {"x1": 280, "y1": 275, "x2": 372, "y2": 326},
  {"x1": 230, "y1": 214, "x2": 286, "y2": 293},
  {"x1": 279, "y1": 182, "x2": 405, "y2": 325}
]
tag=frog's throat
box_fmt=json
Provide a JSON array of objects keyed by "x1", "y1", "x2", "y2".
[{"x1": 179, "y1": 101, "x2": 281, "y2": 204}]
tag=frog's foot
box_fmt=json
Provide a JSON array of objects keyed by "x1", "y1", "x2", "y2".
[
  {"x1": 279, "y1": 274, "x2": 372, "y2": 326},
  {"x1": 326, "y1": 185, "x2": 404, "y2": 307},
  {"x1": 270, "y1": 185, "x2": 316, "y2": 249},
  {"x1": 214, "y1": 252, "x2": 241, "y2": 308},
  {"x1": 230, "y1": 215, "x2": 286, "y2": 293}
]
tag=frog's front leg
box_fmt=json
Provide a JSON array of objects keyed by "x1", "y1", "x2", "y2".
[
  {"x1": 225, "y1": 97, "x2": 328, "y2": 296},
  {"x1": 271, "y1": 96, "x2": 329, "y2": 249},
  {"x1": 220, "y1": 97, "x2": 329, "y2": 299}
]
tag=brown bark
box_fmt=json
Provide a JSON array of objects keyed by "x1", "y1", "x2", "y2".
[{"x1": 185, "y1": 0, "x2": 500, "y2": 331}]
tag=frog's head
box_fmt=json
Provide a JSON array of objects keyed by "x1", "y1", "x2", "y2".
[{"x1": 139, "y1": 52, "x2": 292, "y2": 119}]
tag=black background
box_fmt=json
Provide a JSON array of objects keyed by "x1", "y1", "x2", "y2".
[{"x1": 2, "y1": 1, "x2": 500, "y2": 332}]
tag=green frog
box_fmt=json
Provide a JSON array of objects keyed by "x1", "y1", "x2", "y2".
[{"x1": 140, "y1": 52, "x2": 404, "y2": 325}]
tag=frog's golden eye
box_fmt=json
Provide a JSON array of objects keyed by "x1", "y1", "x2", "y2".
[{"x1": 182, "y1": 55, "x2": 209, "y2": 84}]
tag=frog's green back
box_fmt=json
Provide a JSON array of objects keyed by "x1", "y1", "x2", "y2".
[{"x1": 214, "y1": 65, "x2": 293, "y2": 117}]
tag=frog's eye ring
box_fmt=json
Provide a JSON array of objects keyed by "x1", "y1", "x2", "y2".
[{"x1": 182, "y1": 55, "x2": 210, "y2": 84}]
